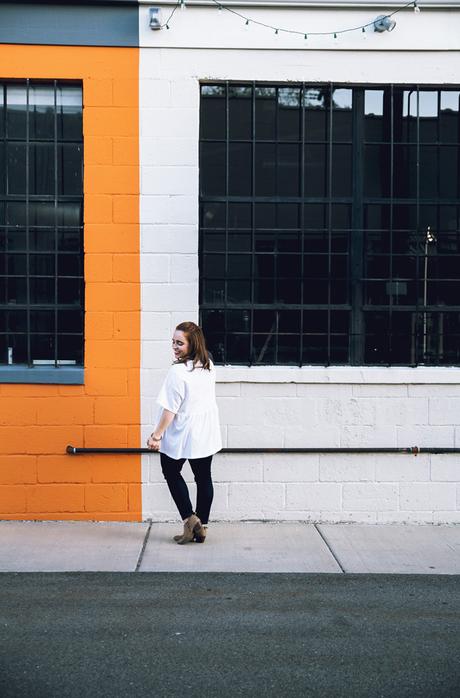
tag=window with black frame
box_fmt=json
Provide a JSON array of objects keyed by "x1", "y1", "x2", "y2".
[
  {"x1": 0, "y1": 80, "x2": 83, "y2": 369},
  {"x1": 199, "y1": 83, "x2": 460, "y2": 366}
]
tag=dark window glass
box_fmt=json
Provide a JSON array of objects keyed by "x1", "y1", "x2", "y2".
[
  {"x1": 255, "y1": 87, "x2": 276, "y2": 140},
  {"x1": 229, "y1": 86, "x2": 252, "y2": 140},
  {"x1": 0, "y1": 80, "x2": 83, "y2": 368},
  {"x1": 200, "y1": 82, "x2": 460, "y2": 366}
]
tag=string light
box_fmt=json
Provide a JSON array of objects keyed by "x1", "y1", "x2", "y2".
[{"x1": 155, "y1": 0, "x2": 421, "y2": 37}]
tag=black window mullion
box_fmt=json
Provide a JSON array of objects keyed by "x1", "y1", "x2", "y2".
[
  {"x1": 53, "y1": 80, "x2": 58, "y2": 367},
  {"x1": 299, "y1": 82, "x2": 305, "y2": 367},
  {"x1": 224, "y1": 82, "x2": 229, "y2": 364},
  {"x1": 250, "y1": 82, "x2": 255, "y2": 366},
  {"x1": 350, "y1": 88, "x2": 364, "y2": 366},
  {"x1": 25, "y1": 79, "x2": 31, "y2": 366}
]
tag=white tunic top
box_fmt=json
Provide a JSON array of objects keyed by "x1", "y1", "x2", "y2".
[{"x1": 157, "y1": 360, "x2": 222, "y2": 460}]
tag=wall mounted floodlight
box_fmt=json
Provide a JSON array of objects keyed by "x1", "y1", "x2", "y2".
[
  {"x1": 149, "y1": 7, "x2": 161, "y2": 30},
  {"x1": 373, "y1": 15, "x2": 396, "y2": 32}
]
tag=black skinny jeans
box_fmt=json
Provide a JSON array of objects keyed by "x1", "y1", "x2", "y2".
[{"x1": 160, "y1": 452, "x2": 214, "y2": 524}]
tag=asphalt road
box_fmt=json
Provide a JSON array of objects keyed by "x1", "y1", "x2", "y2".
[{"x1": 1, "y1": 573, "x2": 459, "y2": 698}]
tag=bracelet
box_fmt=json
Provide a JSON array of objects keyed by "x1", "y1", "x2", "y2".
[{"x1": 150, "y1": 434, "x2": 162, "y2": 441}]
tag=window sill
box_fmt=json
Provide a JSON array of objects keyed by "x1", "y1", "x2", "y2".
[
  {"x1": 216, "y1": 365, "x2": 460, "y2": 385},
  {"x1": 0, "y1": 366, "x2": 84, "y2": 385}
]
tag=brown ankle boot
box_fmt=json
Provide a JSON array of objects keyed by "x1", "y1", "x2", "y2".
[
  {"x1": 175, "y1": 514, "x2": 201, "y2": 545},
  {"x1": 194, "y1": 523, "x2": 207, "y2": 543}
]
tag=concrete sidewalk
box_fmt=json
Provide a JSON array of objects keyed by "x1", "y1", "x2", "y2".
[{"x1": 1, "y1": 521, "x2": 460, "y2": 574}]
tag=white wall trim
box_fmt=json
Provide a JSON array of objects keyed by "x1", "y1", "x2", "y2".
[{"x1": 216, "y1": 366, "x2": 460, "y2": 383}]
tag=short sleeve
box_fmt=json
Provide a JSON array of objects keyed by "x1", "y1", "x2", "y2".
[{"x1": 157, "y1": 368, "x2": 186, "y2": 414}]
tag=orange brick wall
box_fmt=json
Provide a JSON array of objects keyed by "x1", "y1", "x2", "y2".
[{"x1": 0, "y1": 45, "x2": 141, "y2": 520}]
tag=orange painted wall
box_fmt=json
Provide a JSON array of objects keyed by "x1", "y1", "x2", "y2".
[{"x1": 0, "y1": 45, "x2": 141, "y2": 520}]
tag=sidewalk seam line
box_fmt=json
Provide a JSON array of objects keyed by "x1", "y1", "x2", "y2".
[
  {"x1": 135, "y1": 519, "x2": 153, "y2": 572},
  {"x1": 314, "y1": 524, "x2": 346, "y2": 574}
]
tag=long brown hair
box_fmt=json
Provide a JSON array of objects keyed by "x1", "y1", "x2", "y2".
[{"x1": 175, "y1": 322, "x2": 211, "y2": 370}]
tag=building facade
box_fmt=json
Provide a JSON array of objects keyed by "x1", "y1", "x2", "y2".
[{"x1": 1, "y1": 0, "x2": 460, "y2": 523}]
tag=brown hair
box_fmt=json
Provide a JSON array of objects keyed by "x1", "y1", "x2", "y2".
[{"x1": 175, "y1": 321, "x2": 211, "y2": 370}]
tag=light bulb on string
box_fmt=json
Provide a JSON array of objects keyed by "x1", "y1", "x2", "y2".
[
  {"x1": 180, "y1": 0, "x2": 186, "y2": 10},
  {"x1": 414, "y1": 1, "x2": 421, "y2": 12},
  {"x1": 362, "y1": 26, "x2": 367, "y2": 39},
  {"x1": 245, "y1": 19, "x2": 250, "y2": 30}
]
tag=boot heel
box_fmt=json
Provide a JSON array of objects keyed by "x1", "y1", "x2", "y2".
[{"x1": 194, "y1": 523, "x2": 207, "y2": 543}]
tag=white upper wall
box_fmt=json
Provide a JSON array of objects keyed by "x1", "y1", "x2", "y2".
[{"x1": 139, "y1": 4, "x2": 460, "y2": 52}]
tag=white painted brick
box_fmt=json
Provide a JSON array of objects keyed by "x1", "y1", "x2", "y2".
[
  {"x1": 343, "y1": 484, "x2": 398, "y2": 511},
  {"x1": 409, "y1": 385, "x2": 460, "y2": 397},
  {"x1": 263, "y1": 454, "x2": 319, "y2": 482},
  {"x1": 140, "y1": 108, "x2": 198, "y2": 138},
  {"x1": 141, "y1": 341, "x2": 171, "y2": 368},
  {"x1": 209, "y1": 483, "x2": 230, "y2": 519},
  {"x1": 296, "y1": 384, "x2": 352, "y2": 397},
  {"x1": 229, "y1": 483, "x2": 285, "y2": 518},
  {"x1": 430, "y1": 455, "x2": 460, "y2": 482},
  {"x1": 218, "y1": 397, "x2": 309, "y2": 427},
  {"x1": 259, "y1": 510, "x2": 323, "y2": 522},
  {"x1": 399, "y1": 484, "x2": 456, "y2": 511},
  {"x1": 316, "y1": 398, "x2": 376, "y2": 426},
  {"x1": 168, "y1": 196, "x2": 199, "y2": 225},
  {"x1": 352, "y1": 385, "x2": 408, "y2": 397},
  {"x1": 240, "y1": 382, "x2": 297, "y2": 397},
  {"x1": 286, "y1": 483, "x2": 341, "y2": 511},
  {"x1": 140, "y1": 254, "x2": 170, "y2": 283},
  {"x1": 220, "y1": 424, "x2": 228, "y2": 449},
  {"x1": 319, "y1": 454, "x2": 375, "y2": 482},
  {"x1": 319, "y1": 511, "x2": 378, "y2": 524},
  {"x1": 457, "y1": 484, "x2": 460, "y2": 509},
  {"x1": 142, "y1": 483, "x2": 175, "y2": 516},
  {"x1": 377, "y1": 511, "x2": 434, "y2": 524},
  {"x1": 212, "y1": 453, "x2": 264, "y2": 482},
  {"x1": 142, "y1": 312, "x2": 172, "y2": 341},
  {"x1": 140, "y1": 369, "x2": 167, "y2": 398},
  {"x1": 140, "y1": 79, "x2": 171, "y2": 108},
  {"x1": 141, "y1": 166, "x2": 198, "y2": 197},
  {"x1": 141, "y1": 225, "x2": 198, "y2": 254},
  {"x1": 139, "y1": 51, "x2": 163, "y2": 80},
  {"x1": 170, "y1": 254, "x2": 198, "y2": 283},
  {"x1": 284, "y1": 425, "x2": 340, "y2": 448},
  {"x1": 142, "y1": 138, "x2": 198, "y2": 167},
  {"x1": 216, "y1": 383, "x2": 241, "y2": 397},
  {"x1": 434, "y1": 511, "x2": 460, "y2": 524},
  {"x1": 228, "y1": 426, "x2": 283, "y2": 448},
  {"x1": 170, "y1": 311, "x2": 199, "y2": 334},
  {"x1": 376, "y1": 399, "x2": 429, "y2": 426},
  {"x1": 396, "y1": 426, "x2": 454, "y2": 448},
  {"x1": 340, "y1": 426, "x2": 396, "y2": 447},
  {"x1": 375, "y1": 454, "x2": 430, "y2": 482},
  {"x1": 140, "y1": 195, "x2": 198, "y2": 225},
  {"x1": 142, "y1": 283, "x2": 198, "y2": 312},
  {"x1": 170, "y1": 79, "x2": 200, "y2": 108},
  {"x1": 455, "y1": 428, "x2": 460, "y2": 447},
  {"x1": 429, "y1": 398, "x2": 460, "y2": 425}
]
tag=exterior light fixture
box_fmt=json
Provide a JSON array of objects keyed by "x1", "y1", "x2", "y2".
[
  {"x1": 373, "y1": 15, "x2": 396, "y2": 32},
  {"x1": 149, "y1": 7, "x2": 161, "y2": 30}
]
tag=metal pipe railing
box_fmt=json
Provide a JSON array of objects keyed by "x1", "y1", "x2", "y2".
[{"x1": 66, "y1": 445, "x2": 460, "y2": 455}]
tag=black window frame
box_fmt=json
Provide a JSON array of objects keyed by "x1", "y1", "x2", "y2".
[
  {"x1": 199, "y1": 81, "x2": 460, "y2": 367},
  {"x1": 0, "y1": 78, "x2": 84, "y2": 383}
]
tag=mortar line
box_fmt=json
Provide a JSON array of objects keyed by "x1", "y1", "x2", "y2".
[
  {"x1": 135, "y1": 519, "x2": 153, "y2": 572},
  {"x1": 314, "y1": 523, "x2": 346, "y2": 574}
]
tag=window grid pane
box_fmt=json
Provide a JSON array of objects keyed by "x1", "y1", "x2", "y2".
[
  {"x1": 200, "y1": 82, "x2": 460, "y2": 366},
  {"x1": 0, "y1": 80, "x2": 83, "y2": 367}
]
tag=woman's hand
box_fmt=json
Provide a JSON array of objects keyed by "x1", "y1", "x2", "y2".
[{"x1": 146, "y1": 434, "x2": 162, "y2": 451}]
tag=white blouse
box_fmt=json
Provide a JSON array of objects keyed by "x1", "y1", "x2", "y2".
[{"x1": 156, "y1": 360, "x2": 222, "y2": 460}]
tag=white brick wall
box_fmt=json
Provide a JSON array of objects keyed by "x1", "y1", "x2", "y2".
[{"x1": 139, "y1": 20, "x2": 460, "y2": 524}]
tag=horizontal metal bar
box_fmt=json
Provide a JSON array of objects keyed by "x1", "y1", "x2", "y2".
[{"x1": 66, "y1": 445, "x2": 460, "y2": 455}]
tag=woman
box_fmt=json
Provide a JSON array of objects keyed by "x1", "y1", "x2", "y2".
[{"x1": 147, "y1": 322, "x2": 222, "y2": 544}]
